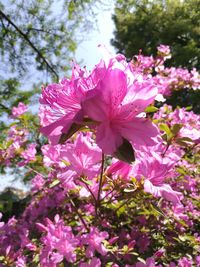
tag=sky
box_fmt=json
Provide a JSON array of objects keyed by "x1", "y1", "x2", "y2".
[
  {"x1": 0, "y1": 1, "x2": 116, "y2": 192},
  {"x1": 75, "y1": 1, "x2": 116, "y2": 70}
]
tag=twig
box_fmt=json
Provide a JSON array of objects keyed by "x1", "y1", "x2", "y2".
[
  {"x1": 80, "y1": 177, "x2": 97, "y2": 205},
  {"x1": 67, "y1": 194, "x2": 89, "y2": 232},
  {"x1": 96, "y1": 153, "x2": 104, "y2": 214}
]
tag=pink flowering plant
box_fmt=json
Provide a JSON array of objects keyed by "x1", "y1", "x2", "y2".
[{"x1": 0, "y1": 45, "x2": 200, "y2": 266}]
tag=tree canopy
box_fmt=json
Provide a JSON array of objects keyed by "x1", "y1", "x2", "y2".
[
  {"x1": 111, "y1": 0, "x2": 200, "y2": 113},
  {"x1": 112, "y1": 0, "x2": 200, "y2": 69}
]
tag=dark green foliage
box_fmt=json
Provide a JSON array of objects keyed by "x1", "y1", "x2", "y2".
[
  {"x1": 112, "y1": 0, "x2": 200, "y2": 69},
  {"x1": 112, "y1": 0, "x2": 200, "y2": 112},
  {"x1": 166, "y1": 89, "x2": 200, "y2": 114}
]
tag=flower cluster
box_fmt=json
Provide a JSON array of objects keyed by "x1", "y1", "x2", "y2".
[{"x1": 0, "y1": 45, "x2": 199, "y2": 266}]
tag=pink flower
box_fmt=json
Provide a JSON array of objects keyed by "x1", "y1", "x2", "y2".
[
  {"x1": 42, "y1": 144, "x2": 63, "y2": 167},
  {"x1": 196, "y1": 255, "x2": 200, "y2": 267},
  {"x1": 81, "y1": 227, "x2": 108, "y2": 258},
  {"x1": 19, "y1": 143, "x2": 37, "y2": 166},
  {"x1": 16, "y1": 256, "x2": 26, "y2": 267},
  {"x1": 39, "y1": 62, "x2": 98, "y2": 144},
  {"x1": 12, "y1": 102, "x2": 27, "y2": 118},
  {"x1": 82, "y1": 55, "x2": 159, "y2": 155},
  {"x1": 31, "y1": 174, "x2": 45, "y2": 192},
  {"x1": 40, "y1": 50, "x2": 160, "y2": 157},
  {"x1": 157, "y1": 44, "x2": 171, "y2": 59},
  {"x1": 37, "y1": 215, "x2": 79, "y2": 265},
  {"x1": 0, "y1": 213, "x2": 4, "y2": 228},
  {"x1": 178, "y1": 257, "x2": 193, "y2": 267},
  {"x1": 60, "y1": 132, "x2": 101, "y2": 179},
  {"x1": 79, "y1": 257, "x2": 101, "y2": 267},
  {"x1": 133, "y1": 152, "x2": 182, "y2": 204},
  {"x1": 22, "y1": 144, "x2": 37, "y2": 161},
  {"x1": 136, "y1": 257, "x2": 161, "y2": 267},
  {"x1": 106, "y1": 159, "x2": 134, "y2": 181}
]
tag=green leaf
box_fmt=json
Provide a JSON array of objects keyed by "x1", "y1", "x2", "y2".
[
  {"x1": 0, "y1": 256, "x2": 5, "y2": 261},
  {"x1": 114, "y1": 138, "x2": 135, "y2": 163},
  {"x1": 159, "y1": 123, "x2": 172, "y2": 136},
  {"x1": 145, "y1": 106, "x2": 158, "y2": 113},
  {"x1": 159, "y1": 123, "x2": 172, "y2": 141},
  {"x1": 185, "y1": 106, "x2": 193, "y2": 111},
  {"x1": 124, "y1": 188, "x2": 136, "y2": 193},
  {"x1": 171, "y1": 124, "x2": 182, "y2": 136},
  {"x1": 49, "y1": 179, "x2": 60, "y2": 188},
  {"x1": 61, "y1": 159, "x2": 71, "y2": 166},
  {"x1": 59, "y1": 123, "x2": 83, "y2": 144},
  {"x1": 150, "y1": 204, "x2": 166, "y2": 218},
  {"x1": 175, "y1": 137, "x2": 193, "y2": 147},
  {"x1": 176, "y1": 167, "x2": 187, "y2": 175}
]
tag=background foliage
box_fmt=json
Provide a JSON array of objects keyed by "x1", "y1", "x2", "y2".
[
  {"x1": 112, "y1": 0, "x2": 200, "y2": 113},
  {"x1": 0, "y1": 0, "x2": 96, "y2": 117}
]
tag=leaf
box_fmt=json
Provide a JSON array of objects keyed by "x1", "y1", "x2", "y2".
[
  {"x1": 150, "y1": 204, "x2": 166, "y2": 218},
  {"x1": 145, "y1": 105, "x2": 158, "y2": 113},
  {"x1": 114, "y1": 138, "x2": 135, "y2": 163},
  {"x1": 59, "y1": 118, "x2": 97, "y2": 144},
  {"x1": 124, "y1": 188, "x2": 137, "y2": 193},
  {"x1": 159, "y1": 123, "x2": 172, "y2": 136},
  {"x1": 61, "y1": 159, "x2": 71, "y2": 166},
  {"x1": 171, "y1": 123, "x2": 183, "y2": 136},
  {"x1": 176, "y1": 167, "x2": 187, "y2": 175},
  {"x1": 49, "y1": 179, "x2": 60, "y2": 188},
  {"x1": 185, "y1": 106, "x2": 193, "y2": 111},
  {"x1": 59, "y1": 122, "x2": 83, "y2": 144},
  {"x1": 175, "y1": 137, "x2": 193, "y2": 147},
  {"x1": 159, "y1": 123, "x2": 173, "y2": 141}
]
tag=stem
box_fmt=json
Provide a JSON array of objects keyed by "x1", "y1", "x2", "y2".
[
  {"x1": 162, "y1": 142, "x2": 170, "y2": 157},
  {"x1": 101, "y1": 187, "x2": 116, "y2": 202},
  {"x1": 68, "y1": 195, "x2": 89, "y2": 232},
  {"x1": 80, "y1": 177, "x2": 97, "y2": 205},
  {"x1": 26, "y1": 166, "x2": 45, "y2": 178},
  {"x1": 96, "y1": 153, "x2": 105, "y2": 214}
]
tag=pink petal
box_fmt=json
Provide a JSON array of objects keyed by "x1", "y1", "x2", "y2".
[
  {"x1": 120, "y1": 118, "x2": 159, "y2": 147},
  {"x1": 96, "y1": 122, "x2": 123, "y2": 154}
]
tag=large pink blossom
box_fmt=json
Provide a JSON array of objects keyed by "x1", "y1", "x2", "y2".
[
  {"x1": 82, "y1": 53, "x2": 159, "y2": 154},
  {"x1": 39, "y1": 61, "x2": 103, "y2": 144},
  {"x1": 40, "y1": 49, "x2": 160, "y2": 155},
  {"x1": 60, "y1": 132, "x2": 101, "y2": 179},
  {"x1": 106, "y1": 159, "x2": 134, "y2": 181}
]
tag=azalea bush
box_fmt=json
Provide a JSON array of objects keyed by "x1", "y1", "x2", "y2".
[{"x1": 0, "y1": 45, "x2": 200, "y2": 267}]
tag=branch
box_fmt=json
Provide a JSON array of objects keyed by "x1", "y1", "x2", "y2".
[
  {"x1": 0, "y1": 10, "x2": 59, "y2": 81},
  {"x1": 0, "y1": 103, "x2": 10, "y2": 112},
  {"x1": 67, "y1": 194, "x2": 89, "y2": 232},
  {"x1": 26, "y1": 27, "x2": 62, "y2": 39}
]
